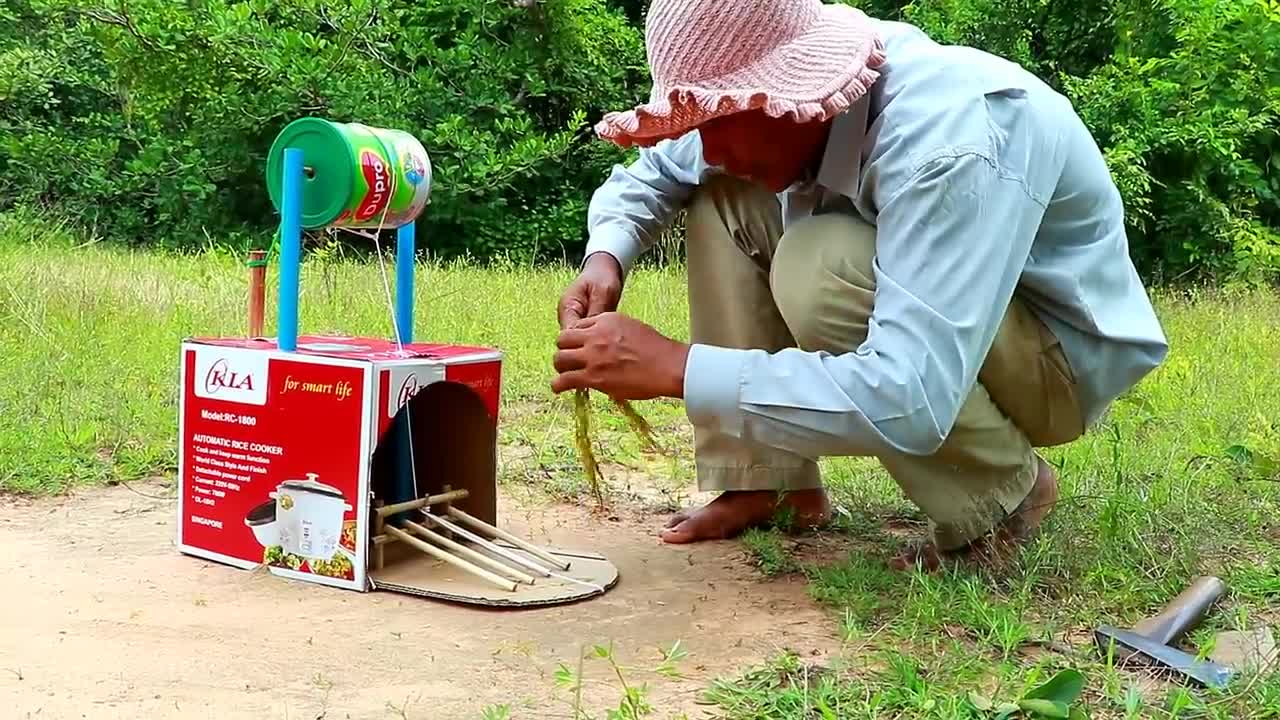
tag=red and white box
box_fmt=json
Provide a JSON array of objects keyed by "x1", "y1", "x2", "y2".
[{"x1": 175, "y1": 335, "x2": 502, "y2": 593}]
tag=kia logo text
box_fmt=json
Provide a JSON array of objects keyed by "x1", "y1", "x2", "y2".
[
  {"x1": 205, "y1": 358, "x2": 256, "y2": 395},
  {"x1": 398, "y1": 374, "x2": 420, "y2": 408}
]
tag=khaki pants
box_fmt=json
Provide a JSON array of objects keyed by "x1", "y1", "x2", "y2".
[{"x1": 686, "y1": 176, "x2": 1085, "y2": 549}]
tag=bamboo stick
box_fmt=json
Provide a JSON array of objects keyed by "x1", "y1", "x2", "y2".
[
  {"x1": 382, "y1": 524, "x2": 517, "y2": 592},
  {"x1": 374, "y1": 507, "x2": 386, "y2": 569},
  {"x1": 445, "y1": 507, "x2": 571, "y2": 571},
  {"x1": 402, "y1": 520, "x2": 537, "y2": 585},
  {"x1": 440, "y1": 483, "x2": 455, "y2": 540},
  {"x1": 375, "y1": 489, "x2": 470, "y2": 518},
  {"x1": 420, "y1": 512, "x2": 554, "y2": 578}
]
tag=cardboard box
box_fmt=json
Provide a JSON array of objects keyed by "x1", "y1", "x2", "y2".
[
  {"x1": 175, "y1": 334, "x2": 503, "y2": 592},
  {"x1": 193, "y1": 137, "x2": 619, "y2": 607}
]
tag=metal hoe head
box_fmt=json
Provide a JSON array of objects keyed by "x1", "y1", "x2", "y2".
[
  {"x1": 1094, "y1": 625, "x2": 1236, "y2": 690},
  {"x1": 1090, "y1": 577, "x2": 1239, "y2": 690}
]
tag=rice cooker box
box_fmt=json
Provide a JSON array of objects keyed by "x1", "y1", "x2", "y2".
[{"x1": 175, "y1": 334, "x2": 502, "y2": 593}]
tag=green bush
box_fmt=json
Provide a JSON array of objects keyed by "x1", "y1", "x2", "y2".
[
  {"x1": 0, "y1": 0, "x2": 645, "y2": 262},
  {"x1": 1063, "y1": 0, "x2": 1280, "y2": 283},
  {"x1": 846, "y1": 0, "x2": 1280, "y2": 283},
  {"x1": 1, "y1": 0, "x2": 1277, "y2": 281}
]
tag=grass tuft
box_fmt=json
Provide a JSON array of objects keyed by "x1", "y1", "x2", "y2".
[
  {"x1": 741, "y1": 528, "x2": 800, "y2": 577},
  {"x1": 573, "y1": 388, "x2": 606, "y2": 506}
]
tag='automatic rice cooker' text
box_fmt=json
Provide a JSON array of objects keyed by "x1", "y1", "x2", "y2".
[{"x1": 192, "y1": 434, "x2": 284, "y2": 456}]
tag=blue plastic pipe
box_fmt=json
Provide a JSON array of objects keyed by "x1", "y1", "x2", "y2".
[
  {"x1": 395, "y1": 221, "x2": 415, "y2": 345},
  {"x1": 277, "y1": 148, "x2": 303, "y2": 352}
]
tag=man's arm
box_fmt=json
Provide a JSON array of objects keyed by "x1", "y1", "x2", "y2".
[
  {"x1": 584, "y1": 131, "x2": 713, "y2": 276},
  {"x1": 683, "y1": 151, "x2": 1048, "y2": 459}
]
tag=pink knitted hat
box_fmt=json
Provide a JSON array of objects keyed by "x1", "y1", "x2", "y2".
[{"x1": 596, "y1": 0, "x2": 886, "y2": 148}]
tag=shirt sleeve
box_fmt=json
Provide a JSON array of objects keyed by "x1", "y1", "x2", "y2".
[
  {"x1": 584, "y1": 132, "x2": 714, "y2": 277},
  {"x1": 683, "y1": 150, "x2": 1048, "y2": 458}
]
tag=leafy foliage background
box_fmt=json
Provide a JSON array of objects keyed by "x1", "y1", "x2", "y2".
[{"x1": 1, "y1": 0, "x2": 1277, "y2": 281}]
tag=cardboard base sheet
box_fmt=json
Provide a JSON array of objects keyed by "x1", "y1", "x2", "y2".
[{"x1": 369, "y1": 544, "x2": 619, "y2": 607}]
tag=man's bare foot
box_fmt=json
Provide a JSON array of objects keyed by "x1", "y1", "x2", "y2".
[
  {"x1": 660, "y1": 489, "x2": 831, "y2": 544},
  {"x1": 889, "y1": 456, "x2": 1060, "y2": 572}
]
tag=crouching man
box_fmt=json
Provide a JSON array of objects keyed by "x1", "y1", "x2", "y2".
[{"x1": 550, "y1": 0, "x2": 1168, "y2": 570}]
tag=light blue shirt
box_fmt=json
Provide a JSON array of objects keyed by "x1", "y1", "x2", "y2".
[{"x1": 583, "y1": 20, "x2": 1169, "y2": 459}]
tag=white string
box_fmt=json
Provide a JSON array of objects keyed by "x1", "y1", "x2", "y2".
[
  {"x1": 366, "y1": 192, "x2": 405, "y2": 356},
  {"x1": 340, "y1": 147, "x2": 419, "y2": 500},
  {"x1": 544, "y1": 568, "x2": 606, "y2": 594}
]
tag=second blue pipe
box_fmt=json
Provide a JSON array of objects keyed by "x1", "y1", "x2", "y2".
[{"x1": 395, "y1": 222, "x2": 415, "y2": 345}]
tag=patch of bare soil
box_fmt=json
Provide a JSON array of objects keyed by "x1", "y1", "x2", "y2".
[{"x1": 0, "y1": 481, "x2": 840, "y2": 720}]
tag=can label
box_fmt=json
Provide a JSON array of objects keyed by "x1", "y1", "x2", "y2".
[
  {"x1": 376, "y1": 128, "x2": 432, "y2": 228},
  {"x1": 331, "y1": 123, "x2": 430, "y2": 230},
  {"x1": 354, "y1": 148, "x2": 393, "y2": 222}
]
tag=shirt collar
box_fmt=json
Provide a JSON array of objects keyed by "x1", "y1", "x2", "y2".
[{"x1": 813, "y1": 93, "x2": 870, "y2": 199}]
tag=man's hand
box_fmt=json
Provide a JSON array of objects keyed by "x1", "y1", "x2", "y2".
[
  {"x1": 557, "y1": 252, "x2": 623, "y2": 329},
  {"x1": 551, "y1": 312, "x2": 689, "y2": 400}
]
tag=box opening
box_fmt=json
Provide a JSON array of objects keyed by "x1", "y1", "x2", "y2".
[
  {"x1": 365, "y1": 379, "x2": 620, "y2": 606},
  {"x1": 370, "y1": 378, "x2": 497, "y2": 531}
]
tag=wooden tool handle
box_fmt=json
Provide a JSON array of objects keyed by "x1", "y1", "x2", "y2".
[
  {"x1": 383, "y1": 524, "x2": 517, "y2": 592},
  {"x1": 1133, "y1": 576, "x2": 1225, "y2": 644}
]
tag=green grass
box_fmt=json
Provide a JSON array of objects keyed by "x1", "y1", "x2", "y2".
[
  {"x1": 2, "y1": 211, "x2": 1279, "y2": 717},
  {"x1": 0, "y1": 211, "x2": 693, "y2": 496}
]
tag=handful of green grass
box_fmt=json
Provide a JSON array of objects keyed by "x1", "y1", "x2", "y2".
[
  {"x1": 611, "y1": 396, "x2": 662, "y2": 454},
  {"x1": 573, "y1": 389, "x2": 604, "y2": 506},
  {"x1": 572, "y1": 389, "x2": 664, "y2": 507}
]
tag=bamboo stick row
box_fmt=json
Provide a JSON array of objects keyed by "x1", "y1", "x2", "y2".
[
  {"x1": 419, "y1": 513, "x2": 556, "y2": 579},
  {"x1": 445, "y1": 507, "x2": 571, "y2": 572},
  {"x1": 401, "y1": 520, "x2": 538, "y2": 585},
  {"x1": 372, "y1": 490, "x2": 574, "y2": 592},
  {"x1": 383, "y1": 524, "x2": 518, "y2": 592}
]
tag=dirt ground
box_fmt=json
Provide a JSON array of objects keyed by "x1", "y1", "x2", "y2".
[{"x1": 0, "y1": 480, "x2": 841, "y2": 720}]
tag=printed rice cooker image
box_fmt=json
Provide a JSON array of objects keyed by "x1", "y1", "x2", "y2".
[
  {"x1": 244, "y1": 499, "x2": 280, "y2": 548},
  {"x1": 269, "y1": 473, "x2": 352, "y2": 560}
]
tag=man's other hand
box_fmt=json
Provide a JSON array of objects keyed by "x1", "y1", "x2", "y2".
[
  {"x1": 551, "y1": 312, "x2": 689, "y2": 400},
  {"x1": 557, "y1": 252, "x2": 623, "y2": 329}
]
